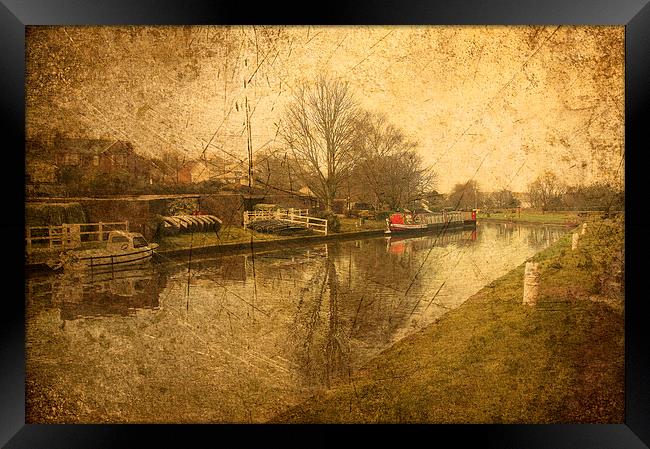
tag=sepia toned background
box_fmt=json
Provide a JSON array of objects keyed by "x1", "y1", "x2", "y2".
[
  {"x1": 23, "y1": 26, "x2": 625, "y2": 425},
  {"x1": 26, "y1": 26, "x2": 624, "y2": 193}
]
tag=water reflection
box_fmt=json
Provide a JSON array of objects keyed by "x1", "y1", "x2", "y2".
[
  {"x1": 387, "y1": 228, "x2": 476, "y2": 254},
  {"x1": 27, "y1": 265, "x2": 166, "y2": 321},
  {"x1": 26, "y1": 222, "x2": 565, "y2": 422}
]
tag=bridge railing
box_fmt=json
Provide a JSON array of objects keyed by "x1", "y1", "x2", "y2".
[{"x1": 243, "y1": 208, "x2": 327, "y2": 235}]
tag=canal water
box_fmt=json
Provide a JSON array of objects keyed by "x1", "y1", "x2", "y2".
[{"x1": 26, "y1": 221, "x2": 566, "y2": 422}]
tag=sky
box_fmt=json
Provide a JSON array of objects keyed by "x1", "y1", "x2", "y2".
[{"x1": 26, "y1": 26, "x2": 624, "y2": 193}]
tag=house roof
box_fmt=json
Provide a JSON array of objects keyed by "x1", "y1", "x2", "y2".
[{"x1": 298, "y1": 186, "x2": 314, "y2": 196}]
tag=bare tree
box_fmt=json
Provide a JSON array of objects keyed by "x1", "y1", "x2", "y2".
[
  {"x1": 281, "y1": 76, "x2": 361, "y2": 211},
  {"x1": 490, "y1": 189, "x2": 521, "y2": 209},
  {"x1": 253, "y1": 148, "x2": 299, "y2": 193},
  {"x1": 353, "y1": 112, "x2": 436, "y2": 210},
  {"x1": 446, "y1": 180, "x2": 482, "y2": 210},
  {"x1": 562, "y1": 182, "x2": 624, "y2": 211},
  {"x1": 527, "y1": 170, "x2": 567, "y2": 211}
]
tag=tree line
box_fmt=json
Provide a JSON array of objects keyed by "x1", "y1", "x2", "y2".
[
  {"x1": 526, "y1": 170, "x2": 623, "y2": 211},
  {"x1": 255, "y1": 76, "x2": 436, "y2": 212},
  {"x1": 445, "y1": 172, "x2": 623, "y2": 212}
]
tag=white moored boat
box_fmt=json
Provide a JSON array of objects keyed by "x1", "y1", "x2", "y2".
[{"x1": 55, "y1": 231, "x2": 159, "y2": 271}]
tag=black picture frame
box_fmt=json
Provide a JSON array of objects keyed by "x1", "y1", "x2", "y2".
[{"x1": 2, "y1": 1, "x2": 648, "y2": 447}]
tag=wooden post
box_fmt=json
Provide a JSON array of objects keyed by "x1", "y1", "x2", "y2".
[
  {"x1": 75, "y1": 224, "x2": 80, "y2": 247},
  {"x1": 572, "y1": 232, "x2": 579, "y2": 250},
  {"x1": 61, "y1": 225, "x2": 68, "y2": 248},
  {"x1": 523, "y1": 262, "x2": 540, "y2": 306},
  {"x1": 98, "y1": 223, "x2": 104, "y2": 242},
  {"x1": 70, "y1": 224, "x2": 81, "y2": 249}
]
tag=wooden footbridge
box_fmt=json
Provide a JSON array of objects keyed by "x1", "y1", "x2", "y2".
[{"x1": 243, "y1": 208, "x2": 328, "y2": 235}]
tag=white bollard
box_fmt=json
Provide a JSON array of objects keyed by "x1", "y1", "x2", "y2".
[
  {"x1": 581, "y1": 223, "x2": 587, "y2": 235},
  {"x1": 572, "y1": 232, "x2": 579, "y2": 250},
  {"x1": 523, "y1": 262, "x2": 540, "y2": 306}
]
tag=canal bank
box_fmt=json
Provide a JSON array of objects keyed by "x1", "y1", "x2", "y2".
[
  {"x1": 271, "y1": 216, "x2": 624, "y2": 423},
  {"x1": 25, "y1": 218, "x2": 477, "y2": 273},
  {"x1": 478, "y1": 218, "x2": 578, "y2": 227},
  {"x1": 157, "y1": 228, "x2": 386, "y2": 259},
  {"x1": 156, "y1": 221, "x2": 476, "y2": 260},
  {"x1": 477, "y1": 210, "x2": 608, "y2": 227},
  {"x1": 24, "y1": 229, "x2": 384, "y2": 274},
  {"x1": 26, "y1": 221, "x2": 560, "y2": 423}
]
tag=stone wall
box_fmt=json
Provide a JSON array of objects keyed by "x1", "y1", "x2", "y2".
[
  {"x1": 199, "y1": 194, "x2": 245, "y2": 226},
  {"x1": 26, "y1": 193, "x2": 317, "y2": 238},
  {"x1": 79, "y1": 198, "x2": 167, "y2": 239},
  {"x1": 25, "y1": 202, "x2": 86, "y2": 226}
]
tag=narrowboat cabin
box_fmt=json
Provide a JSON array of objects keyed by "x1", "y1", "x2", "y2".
[{"x1": 385, "y1": 209, "x2": 477, "y2": 234}]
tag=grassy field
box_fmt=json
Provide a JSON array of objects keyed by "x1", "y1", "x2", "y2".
[
  {"x1": 477, "y1": 210, "x2": 599, "y2": 225},
  {"x1": 157, "y1": 225, "x2": 284, "y2": 251},
  {"x1": 271, "y1": 216, "x2": 624, "y2": 423},
  {"x1": 157, "y1": 218, "x2": 388, "y2": 251},
  {"x1": 338, "y1": 217, "x2": 387, "y2": 233}
]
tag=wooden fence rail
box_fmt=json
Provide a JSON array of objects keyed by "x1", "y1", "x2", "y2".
[
  {"x1": 243, "y1": 209, "x2": 327, "y2": 235},
  {"x1": 26, "y1": 221, "x2": 129, "y2": 253}
]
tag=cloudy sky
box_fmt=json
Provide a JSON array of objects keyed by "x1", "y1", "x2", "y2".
[{"x1": 26, "y1": 26, "x2": 624, "y2": 193}]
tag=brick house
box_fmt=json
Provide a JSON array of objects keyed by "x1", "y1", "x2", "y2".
[
  {"x1": 177, "y1": 160, "x2": 220, "y2": 184},
  {"x1": 51, "y1": 137, "x2": 152, "y2": 188},
  {"x1": 177, "y1": 156, "x2": 250, "y2": 185}
]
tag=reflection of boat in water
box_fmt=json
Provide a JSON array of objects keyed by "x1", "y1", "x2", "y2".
[
  {"x1": 60, "y1": 267, "x2": 165, "y2": 320},
  {"x1": 77, "y1": 267, "x2": 159, "y2": 297},
  {"x1": 51, "y1": 231, "x2": 159, "y2": 272},
  {"x1": 27, "y1": 266, "x2": 166, "y2": 320},
  {"x1": 386, "y1": 229, "x2": 477, "y2": 254},
  {"x1": 385, "y1": 210, "x2": 476, "y2": 234}
]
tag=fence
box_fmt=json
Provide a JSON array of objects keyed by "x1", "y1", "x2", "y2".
[
  {"x1": 243, "y1": 208, "x2": 327, "y2": 235},
  {"x1": 26, "y1": 221, "x2": 129, "y2": 253}
]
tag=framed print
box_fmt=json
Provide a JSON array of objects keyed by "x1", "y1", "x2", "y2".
[{"x1": 2, "y1": 0, "x2": 649, "y2": 447}]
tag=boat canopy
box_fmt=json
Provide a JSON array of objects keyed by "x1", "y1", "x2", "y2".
[{"x1": 389, "y1": 213, "x2": 405, "y2": 224}]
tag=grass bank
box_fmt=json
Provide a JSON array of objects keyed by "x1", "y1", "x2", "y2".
[
  {"x1": 477, "y1": 210, "x2": 598, "y2": 225},
  {"x1": 157, "y1": 218, "x2": 387, "y2": 252},
  {"x1": 271, "y1": 216, "x2": 624, "y2": 423}
]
